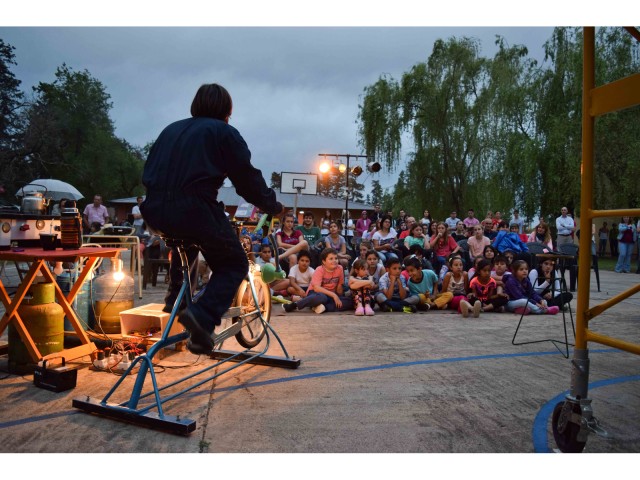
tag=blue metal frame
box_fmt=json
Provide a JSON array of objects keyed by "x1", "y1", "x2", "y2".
[{"x1": 73, "y1": 232, "x2": 300, "y2": 434}]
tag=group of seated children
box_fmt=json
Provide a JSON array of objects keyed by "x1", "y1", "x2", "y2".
[{"x1": 280, "y1": 244, "x2": 572, "y2": 319}]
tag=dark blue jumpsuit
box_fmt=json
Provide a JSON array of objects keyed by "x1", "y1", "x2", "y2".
[{"x1": 141, "y1": 117, "x2": 282, "y2": 334}]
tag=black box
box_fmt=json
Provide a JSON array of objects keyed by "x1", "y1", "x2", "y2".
[{"x1": 33, "y1": 359, "x2": 78, "y2": 393}]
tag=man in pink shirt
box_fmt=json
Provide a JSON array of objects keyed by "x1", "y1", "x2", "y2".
[{"x1": 83, "y1": 194, "x2": 109, "y2": 232}]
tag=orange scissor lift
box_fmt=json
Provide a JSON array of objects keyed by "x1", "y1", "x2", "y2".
[{"x1": 551, "y1": 26, "x2": 640, "y2": 452}]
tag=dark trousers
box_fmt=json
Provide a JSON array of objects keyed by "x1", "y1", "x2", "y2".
[
  {"x1": 142, "y1": 195, "x2": 248, "y2": 334},
  {"x1": 296, "y1": 291, "x2": 354, "y2": 312},
  {"x1": 610, "y1": 238, "x2": 618, "y2": 257}
]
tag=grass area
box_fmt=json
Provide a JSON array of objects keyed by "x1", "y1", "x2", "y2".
[{"x1": 596, "y1": 255, "x2": 639, "y2": 272}]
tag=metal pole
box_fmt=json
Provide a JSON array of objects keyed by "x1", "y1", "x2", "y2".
[{"x1": 345, "y1": 155, "x2": 350, "y2": 233}]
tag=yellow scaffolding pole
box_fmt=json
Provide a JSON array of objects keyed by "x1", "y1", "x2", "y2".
[{"x1": 578, "y1": 27, "x2": 640, "y2": 354}]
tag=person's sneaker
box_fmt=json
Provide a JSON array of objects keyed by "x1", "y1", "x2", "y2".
[
  {"x1": 402, "y1": 305, "x2": 417, "y2": 313},
  {"x1": 355, "y1": 305, "x2": 365, "y2": 316},
  {"x1": 313, "y1": 304, "x2": 326, "y2": 314},
  {"x1": 460, "y1": 300, "x2": 471, "y2": 318},
  {"x1": 282, "y1": 302, "x2": 297, "y2": 313},
  {"x1": 364, "y1": 304, "x2": 375, "y2": 316},
  {"x1": 546, "y1": 306, "x2": 560, "y2": 315},
  {"x1": 472, "y1": 300, "x2": 482, "y2": 318},
  {"x1": 381, "y1": 304, "x2": 394, "y2": 313},
  {"x1": 416, "y1": 302, "x2": 430, "y2": 312},
  {"x1": 178, "y1": 309, "x2": 214, "y2": 355},
  {"x1": 514, "y1": 306, "x2": 531, "y2": 315}
]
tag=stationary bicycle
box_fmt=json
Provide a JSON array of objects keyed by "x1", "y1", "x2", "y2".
[{"x1": 73, "y1": 216, "x2": 300, "y2": 434}]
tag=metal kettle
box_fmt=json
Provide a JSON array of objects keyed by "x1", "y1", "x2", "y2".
[{"x1": 18, "y1": 185, "x2": 50, "y2": 214}]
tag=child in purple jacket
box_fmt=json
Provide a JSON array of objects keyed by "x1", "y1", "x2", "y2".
[{"x1": 504, "y1": 260, "x2": 559, "y2": 315}]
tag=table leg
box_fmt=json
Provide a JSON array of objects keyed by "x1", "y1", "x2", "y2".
[{"x1": 0, "y1": 261, "x2": 46, "y2": 361}]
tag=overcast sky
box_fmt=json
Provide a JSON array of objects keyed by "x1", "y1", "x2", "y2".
[{"x1": 2, "y1": 2, "x2": 632, "y2": 195}]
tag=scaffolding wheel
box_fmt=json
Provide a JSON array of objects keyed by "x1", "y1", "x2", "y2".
[{"x1": 552, "y1": 401, "x2": 586, "y2": 453}]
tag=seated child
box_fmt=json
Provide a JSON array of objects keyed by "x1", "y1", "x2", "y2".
[
  {"x1": 467, "y1": 255, "x2": 484, "y2": 281},
  {"x1": 503, "y1": 260, "x2": 559, "y2": 315},
  {"x1": 348, "y1": 259, "x2": 376, "y2": 316},
  {"x1": 441, "y1": 256, "x2": 469, "y2": 313},
  {"x1": 283, "y1": 248, "x2": 353, "y2": 314},
  {"x1": 491, "y1": 254, "x2": 511, "y2": 289},
  {"x1": 255, "y1": 244, "x2": 291, "y2": 295},
  {"x1": 403, "y1": 256, "x2": 453, "y2": 311},
  {"x1": 287, "y1": 250, "x2": 315, "y2": 302},
  {"x1": 375, "y1": 258, "x2": 417, "y2": 313},
  {"x1": 365, "y1": 249, "x2": 385, "y2": 292},
  {"x1": 465, "y1": 258, "x2": 509, "y2": 316},
  {"x1": 529, "y1": 257, "x2": 573, "y2": 309}
]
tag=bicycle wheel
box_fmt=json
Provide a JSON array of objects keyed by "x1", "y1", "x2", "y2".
[{"x1": 232, "y1": 275, "x2": 271, "y2": 348}]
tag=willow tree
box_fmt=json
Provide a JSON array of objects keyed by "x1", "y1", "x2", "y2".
[{"x1": 358, "y1": 36, "x2": 531, "y2": 219}]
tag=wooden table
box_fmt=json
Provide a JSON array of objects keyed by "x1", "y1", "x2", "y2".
[{"x1": 0, "y1": 247, "x2": 123, "y2": 362}]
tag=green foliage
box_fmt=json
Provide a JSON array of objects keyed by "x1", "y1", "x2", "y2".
[
  {"x1": 359, "y1": 28, "x2": 640, "y2": 224},
  {"x1": 21, "y1": 64, "x2": 144, "y2": 202},
  {"x1": 0, "y1": 39, "x2": 27, "y2": 196}
]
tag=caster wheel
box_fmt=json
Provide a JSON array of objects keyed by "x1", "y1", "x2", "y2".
[{"x1": 552, "y1": 401, "x2": 586, "y2": 453}]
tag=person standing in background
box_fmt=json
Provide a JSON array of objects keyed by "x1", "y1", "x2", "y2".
[
  {"x1": 131, "y1": 196, "x2": 145, "y2": 235},
  {"x1": 555, "y1": 207, "x2": 575, "y2": 248},
  {"x1": 614, "y1": 216, "x2": 637, "y2": 273},
  {"x1": 510, "y1": 209, "x2": 525, "y2": 234},
  {"x1": 83, "y1": 194, "x2": 109, "y2": 233},
  {"x1": 598, "y1": 222, "x2": 609, "y2": 257},
  {"x1": 609, "y1": 222, "x2": 619, "y2": 258}
]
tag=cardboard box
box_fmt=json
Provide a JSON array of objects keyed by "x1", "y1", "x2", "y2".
[{"x1": 119, "y1": 303, "x2": 184, "y2": 342}]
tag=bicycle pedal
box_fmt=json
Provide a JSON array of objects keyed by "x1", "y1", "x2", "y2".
[{"x1": 213, "y1": 321, "x2": 242, "y2": 343}]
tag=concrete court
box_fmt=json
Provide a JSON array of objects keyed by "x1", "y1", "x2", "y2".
[{"x1": 0, "y1": 264, "x2": 639, "y2": 454}]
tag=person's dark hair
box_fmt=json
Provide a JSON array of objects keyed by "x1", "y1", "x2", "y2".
[
  {"x1": 365, "y1": 249, "x2": 379, "y2": 259},
  {"x1": 303, "y1": 212, "x2": 314, "y2": 219},
  {"x1": 498, "y1": 220, "x2": 509, "y2": 229},
  {"x1": 350, "y1": 258, "x2": 367, "y2": 276},
  {"x1": 494, "y1": 255, "x2": 508, "y2": 265},
  {"x1": 476, "y1": 258, "x2": 492, "y2": 272},
  {"x1": 190, "y1": 83, "x2": 233, "y2": 120},
  {"x1": 483, "y1": 245, "x2": 498, "y2": 257},
  {"x1": 380, "y1": 214, "x2": 393, "y2": 231},
  {"x1": 511, "y1": 259, "x2": 528, "y2": 272},
  {"x1": 385, "y1": 257, "x2": 401, "y2": 269},
  {"x1": 320, "y1": 247, "x2": 338, "y2": 261},
  {"x1": 408, "y1": 244, "x2": 424, "y2": 256},
  {"x1": 297, "y1": 250, "x2": 311, "y2": 262},
  {"x1": 403, "y1": 256, "x2": 421, "y2": 270},
  {"x1": 260, "y1": 244, "x2": 272, "y2": 253}
]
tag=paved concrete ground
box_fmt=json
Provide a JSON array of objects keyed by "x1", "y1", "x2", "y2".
[{"x1": 1, "y1": 258, "x2": 639, "y2": 454}]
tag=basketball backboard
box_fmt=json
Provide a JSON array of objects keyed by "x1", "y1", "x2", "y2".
[{"x1": 280, "y1": 172, "x2": 318, "y2": 195}]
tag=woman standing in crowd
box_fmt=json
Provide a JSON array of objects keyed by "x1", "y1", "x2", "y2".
[{"x1": 614, "y1": 216, "x2": 637, "y2": 273}]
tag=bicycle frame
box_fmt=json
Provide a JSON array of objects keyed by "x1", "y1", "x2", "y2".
[{"x1": 73, "y1": 229, "x2": 300, "y2": 434}]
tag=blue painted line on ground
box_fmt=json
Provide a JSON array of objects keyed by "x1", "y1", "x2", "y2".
[
  {"x1": 532, "y1": 374, "x2": 640, "y2": 453},
  {"x1": 0, "y1": 348, "x2": 618, "y2": 431}
]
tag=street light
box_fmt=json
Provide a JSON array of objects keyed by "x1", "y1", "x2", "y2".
[{"x1": 317, "y1": 153, "x2": 377, "y2": 234}]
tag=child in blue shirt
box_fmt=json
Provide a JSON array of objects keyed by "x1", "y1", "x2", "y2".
[
  {"x1": 404, "y1": 256, "x2": 453, "y2": 310},
  {"x1": 374, "y1": 258, "x2": 417, "y2": 313}
]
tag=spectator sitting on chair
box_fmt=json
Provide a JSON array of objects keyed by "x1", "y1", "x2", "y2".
[{"x1": 277, "y1": 213, "x2": 309, "y2": 272}]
